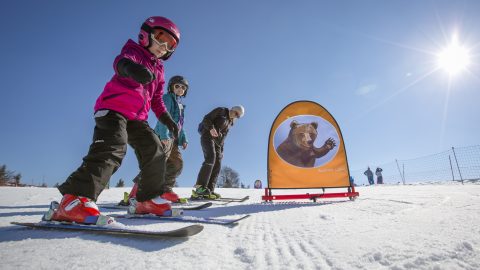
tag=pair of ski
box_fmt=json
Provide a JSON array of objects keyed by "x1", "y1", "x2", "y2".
[
  {"x1": 99, "y1": 201, "x2": 214, "y2": 211},
  {"x1": 98, "y1": 195, "x2": 249, "y2": 210},
  {"x1": 12, "y1": 197, "x2": 250, "y2": 238},
  {"x1": 12, "y1": 212, "x2": 250, "y2": 238},
  {"x1": 12, "y1": 213, "x2": 250, "y2": 238}
]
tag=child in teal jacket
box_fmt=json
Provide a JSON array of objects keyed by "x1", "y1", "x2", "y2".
[
  {"x1": 154, "y1": 75, "x2": 189, "y2": 202},
  {"x1": 126, "y1": 75, "x2": 189, "y2": 203}
]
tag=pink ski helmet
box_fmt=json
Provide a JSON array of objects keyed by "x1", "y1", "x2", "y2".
[{"x1": 138, "y1": 16, "x2": 180, "y2": 60}]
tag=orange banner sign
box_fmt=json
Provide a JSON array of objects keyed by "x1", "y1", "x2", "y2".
[{"x1": 268, "y1": 101, "x2": 351, "y2": 188}]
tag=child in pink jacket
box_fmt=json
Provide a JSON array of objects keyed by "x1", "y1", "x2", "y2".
[{"x1": 48, "y1": 16, "x2": 182, "y2": 225}]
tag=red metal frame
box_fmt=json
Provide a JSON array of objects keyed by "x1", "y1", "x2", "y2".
[{"x1": 262, "y1": 186, "x2": 359, "y2": 202}]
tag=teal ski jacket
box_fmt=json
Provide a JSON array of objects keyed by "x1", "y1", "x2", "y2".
[{"x1": 154, "y1": 92, "x2": 188, "y2": 146}]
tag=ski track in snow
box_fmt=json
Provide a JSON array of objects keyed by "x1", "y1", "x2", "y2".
[{"x1": 0, "y1": 183, "x2": 479, "y2": 269}]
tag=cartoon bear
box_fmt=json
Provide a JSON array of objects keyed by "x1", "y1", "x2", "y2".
[{"x1": 276, "y1": 120, "x2": 336, "y2": 167}]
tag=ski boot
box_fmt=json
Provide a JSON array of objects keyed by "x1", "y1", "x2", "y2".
[
  {"x1": 118, "y1": 192, "x2": 130, "y2": 206},
  {"x1": 178, "y1": 197, "x2": 189, "y2": 204},
  {"x1": 46, "y1": 194, "x2": 114, "y2": 225},
  {"x1": 210, "y1": 190, "x2": 222, "y2": 200},
  {"x1": 191, "y1": 185, "x2": 213, "y2": 200},
  {"x1": 161, "y1": 188, "x2": 180, "y2": 203},
  {"x1": 128, "y1": 196, "x2": 182, "y2": 217}
]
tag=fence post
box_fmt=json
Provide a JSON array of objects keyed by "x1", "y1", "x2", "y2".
[
  {"x1": 448, "y1": 155, "x2": 455, "y2": 182},
  {"x1": 396, "y1": 159, "x2": 405, "y2": 185},
  {"x1": 452, "y1": 147, "x2": 464, "y2": 184}
]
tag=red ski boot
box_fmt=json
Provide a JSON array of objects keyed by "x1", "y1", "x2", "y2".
[
  {"x1": 161, "y1": 188, "x2": 180, "y2": 203},
  {"x1": 129, "y1": 196, "x2": 174, "y2": 216},
  {"x1": 49, "y1": 194, "x2": 113, "y2": 225},
  {"x1": 129, "y1": 182, "x2": 139, "y2": 199}
]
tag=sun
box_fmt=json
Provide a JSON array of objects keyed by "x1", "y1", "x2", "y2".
[{"x1": 437, "y1": 34, "x2": 471, "y2": 76}]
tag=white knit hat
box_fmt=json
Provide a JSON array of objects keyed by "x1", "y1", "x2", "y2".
[{"x1": 231, "y1": 105, "x2": 245, "y2": 118}]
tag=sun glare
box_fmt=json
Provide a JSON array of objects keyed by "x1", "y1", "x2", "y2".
[{"x1": 437, "y1": 34, "x2": 470, "y2": 76}]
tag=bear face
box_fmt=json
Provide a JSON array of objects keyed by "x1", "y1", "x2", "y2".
[
  {"x1": 276, "y1": 120, "x2": 336, "y2": 168},
  {"x1": 290, "y1": 121, "x2": 319, "y2": 150}
]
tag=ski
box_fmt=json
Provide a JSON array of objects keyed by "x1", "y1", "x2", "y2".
[
  {"x1": 216, "y1": 196, "x2": 250, "y2": 202},
  {"x1": 11, "y1": 221, "x2": 204, "y2": 238},
  {"x1": 190, "y1": 196, "x2": 250, "y2": 204},
  {"x1": 175, "y1": 202, "x2": 213, "y2": 210},
  {"x1": 99, "y1": 202, "x2": 213, "y2": 211},
  {"x1": 111, "y1": 213, "x2": 251, "y2": 226}
]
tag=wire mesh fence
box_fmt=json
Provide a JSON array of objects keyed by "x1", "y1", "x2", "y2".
[{"x1": 350, "y1": 145, "x2": 480, "y2": 185}]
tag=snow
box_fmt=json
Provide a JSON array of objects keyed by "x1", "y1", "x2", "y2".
[{"x1": 1, "y1": 184, "x2": 479, "y2": 270}]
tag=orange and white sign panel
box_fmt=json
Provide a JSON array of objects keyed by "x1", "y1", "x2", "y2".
[{"x1": 268, "y1": 101, "x2": 350, "y2": 188}]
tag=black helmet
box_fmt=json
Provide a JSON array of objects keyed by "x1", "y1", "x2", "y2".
[{"x1": 168, "y1": 75, "x2": 189, "y2": 97}]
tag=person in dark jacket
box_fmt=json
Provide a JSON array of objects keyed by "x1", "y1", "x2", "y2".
[
  {"x1": 364, "y1": 167, "x2": 374, "y2": 185},
  {"x1": 192, "y1": 105, "x2": 245, "y2": 199}
]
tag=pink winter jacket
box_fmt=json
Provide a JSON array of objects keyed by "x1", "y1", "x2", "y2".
[{"x1": 94, "y1": 39, "x2": 167, "y2": 121}]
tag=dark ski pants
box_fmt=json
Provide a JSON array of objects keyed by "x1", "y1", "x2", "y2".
[
  {"x1": 195, "y1": 132, "x2": 223, "y2": 191},
  {"x1": 132, "y1": 139, "x2": 183, "y2": 190},
  {"x1": 164, "y1": 140, "x2": 183, "y2": 189},
  {"x1": 368, "y1": 176, "x2": 374, "y2": 185},
  {"x1": 58, "y1": 110, "x2": 167, "y2": 202},
  {"x1": 377, "y1": 176, "x2": 383, "y2": 184}
]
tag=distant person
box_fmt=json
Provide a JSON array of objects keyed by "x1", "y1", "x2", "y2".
[
  {"x1": 376, "y1": 167, "x2": 384, "y2": 184},
  {"x1": 47, "y1": 16, "x2": 182, "y2": 225},
  {"x1": 364, "y1": 167, "x2": 374, "y2": 185},
  {"x1": 192, "y1": 106, "x2": 245, "y2": 199},
  {"x1": 125, "y1": 75, "x2": 190, "y2": 204},
  {"x1": 254, "y1": 180, "x2": 262, "y2": 189}
]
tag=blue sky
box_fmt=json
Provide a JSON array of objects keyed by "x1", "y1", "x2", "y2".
[{"x1": 1, "y1": 0, "x2": 479, "y2": 188}]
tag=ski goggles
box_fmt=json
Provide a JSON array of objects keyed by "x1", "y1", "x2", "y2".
[
  {"x1": 151, "y1": 30, "x2": 177, "y2": 52},
  {"x1": 174, "y1": 84, "x2": 187, "y2": 91}
]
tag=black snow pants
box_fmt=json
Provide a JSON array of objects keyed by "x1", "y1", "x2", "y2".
[
  {"x1": 132, "y1": 138, "x2": 183, "y2": 190},
  {"x1": 58, "y1": 110, "x2": 167, "y2": 202},
  {"x1": 195, "y1": 131, "x2": 223, "y2": 191}
]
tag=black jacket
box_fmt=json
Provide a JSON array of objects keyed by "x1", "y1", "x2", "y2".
[{"x1": 200, "y1": 107, "x2": 234, "y2": 146}]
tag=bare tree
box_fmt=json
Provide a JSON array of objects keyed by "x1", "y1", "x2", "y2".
[{"x1": 217, "y1": 166, "x2": 240, "y2": 188}]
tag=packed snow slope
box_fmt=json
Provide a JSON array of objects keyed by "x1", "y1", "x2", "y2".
[{"x1": 1, "y1": 183, "x2": 479, "y2": 270}]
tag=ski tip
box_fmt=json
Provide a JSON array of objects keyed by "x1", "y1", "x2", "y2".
[{"x1": 172, "y1": 224, "x2": 204, "y2": 237}]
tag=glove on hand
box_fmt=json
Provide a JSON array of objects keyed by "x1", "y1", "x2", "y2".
[
  {"x1": 159, "y1": 113, "x2": 179, "y2": 139},
  {"x1": 117, "y1": 58, "x2": 154, "y2": 84}
]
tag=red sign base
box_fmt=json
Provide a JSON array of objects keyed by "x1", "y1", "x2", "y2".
[{"x1": 262, "y1": 187, "x2": 359, "y2": 202}]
